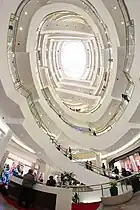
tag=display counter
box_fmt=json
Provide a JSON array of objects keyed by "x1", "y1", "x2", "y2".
[{"x1": 9, "y1": 176, "x2": 72, "y2": 210}]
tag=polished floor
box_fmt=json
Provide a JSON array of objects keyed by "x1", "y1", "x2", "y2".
[
  {"x1": 0, "y1": 195, "x2": 17, "y2": 210},
  {"x1": 104, "y1": 192, "x2": 140, "y2": 210}
]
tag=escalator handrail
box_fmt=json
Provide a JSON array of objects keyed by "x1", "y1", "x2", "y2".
[
  {"x1": 70, "y1": 172, "x2": 140, "y2": 190},
  {"x1": 53, "y1": 139, "x2": 117, "y2": 178}
]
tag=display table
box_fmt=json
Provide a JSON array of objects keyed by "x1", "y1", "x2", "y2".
[{"x1": 9, "y1": 176, "x2": 72, "y2": 210}]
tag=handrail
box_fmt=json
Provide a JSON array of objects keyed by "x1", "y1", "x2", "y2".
[
  {"x1": 72, "y1": 172, "x2": 137, "y2": 189},
  {"x1": 71, "y1": 172, "x2": 140, "y2": 195},
  {"x1": 15, "y1": 0, "x2": 31, "y2": 17},
  {"x1": 49, "y1": 137, "x2": 117, "y2": 178},
  {"x1": 117, "y1": 0, "x2": 131, "y2": 24}
]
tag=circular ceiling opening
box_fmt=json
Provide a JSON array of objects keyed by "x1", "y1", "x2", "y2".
[{"x1": 61, "y1": 41, "x2": 87, "y2": 79}]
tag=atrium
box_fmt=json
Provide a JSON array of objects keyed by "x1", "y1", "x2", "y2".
[{"x1": 0, "y1": 0, "x2": 140, "y2": 209}]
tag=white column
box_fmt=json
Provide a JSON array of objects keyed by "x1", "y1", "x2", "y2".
[
  {"x1": 36, "y1": 159, "x2": 46, "y2": 178},
  {"x1": 0, "y1": 130, "x2": 12, "y2": 162},
  {"x1": 95, "y1": 153, "x2": 102, "y2": 167},
  {"x1": 129, "y1": 155, "x2": 138, "y2": 172}
]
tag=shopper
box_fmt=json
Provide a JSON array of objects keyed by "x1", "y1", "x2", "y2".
[
  {"x1": 113, "y1": 166, "x2": 119, "y2": 180},
  {"x1": 69, "y1": 153, "x2": 72, "y2": 160},
  {"x1": 122, "y1": 168, "x2": 127, "y2": 177},
  {"x1": 38, "y1": 173, "x2": 44, "y2": 183},
  {"x1": 57, "y1": 144, "x2": 61, "y2": 151},
  {"x1": 68, "y1": 147, "x2": 72, "y2": 154},
  {"x1": 46, "y1": 176, "x2": 56, "y2": 187},
  {"x1": 113, "y1": 166, "x2": 119, "y2": 175},
  {"x1": 122, "y1": 168, "x2": 132, "y2": 177},
  {"x1": 18, "y1": 169, "x2": 36, "y2": 209},
  {"x1": 85, "y1": 161, "x2": 89, "y2": 169},
  {"x1": 65, "y1": 149, "x2": 68, "y2": 157},
  {"x1": 102, "y1": 163, "x2": 106, "y2": 176},
  {"x1": 89, "y1": 161, "x2": 93, "y2": 171}
]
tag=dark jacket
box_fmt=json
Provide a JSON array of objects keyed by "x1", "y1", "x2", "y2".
[
  {"x1": 22, "y1": 173, "x2": 36, "y2": 189},
  {"x1": 46, "y1": 179, "x2": 56, "y2": 187}
]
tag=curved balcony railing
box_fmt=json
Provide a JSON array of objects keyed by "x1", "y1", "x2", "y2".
[
  {"x1": 71, "y1": 172, "x2": 140, "y2": 203},
  {"x1": 36, "y1": 0, "x2": 134, "y2": 136},
  {"x1": 89, "y1": 0, "x2": 135, "y2": 135},
  {"x1": 7, "y1": 0, "x2": 135, "y2": 153}
]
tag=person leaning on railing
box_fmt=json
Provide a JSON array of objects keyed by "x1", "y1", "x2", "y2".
[
  {"x1": 102, "y1": 163, "x2": 106, "y2": 176},
  {"x1": 85, "y1": 161, "x2": 89, "y2": 169},
  {"x1": 46, "y1": 176, "x2": 56, "y2": 187},
  {"x1": 112, "y1": 166, "x2": 119, "y2": 180},
  {"x1": 18, "y1": 169, "x2": 36, "y2": 209},
  {"x1": 69, "y1": 153, "x2": 72, "y2": 160}
]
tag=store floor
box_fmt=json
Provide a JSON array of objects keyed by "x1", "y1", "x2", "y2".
[
  {"x1": 0, "y1": 195, "x2": 17, "y2": 210},
  {"x1": 104, "y1": 192, "x2": 140, "y2": 210}
]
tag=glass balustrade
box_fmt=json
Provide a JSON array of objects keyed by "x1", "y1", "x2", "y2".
[{"x1": 71, "y1": 173, "x2": 140, "y2": 203}]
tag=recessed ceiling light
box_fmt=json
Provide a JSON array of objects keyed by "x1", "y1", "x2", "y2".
[
  {"x1": 109, "y1": 112, "x2": 111, "y2": 115},
  {"x1": 19, "y1": 27, "x2": 23, "y2": 31},
  {"x1": 114, "y1": 6, "x2": 117, "y2": 10},
  {"x1": 121, "y1": 21, "x2": 124, "y2": 25},
  {"x1": 24, "y1": 12, "x2": 28, "y2": 15}
]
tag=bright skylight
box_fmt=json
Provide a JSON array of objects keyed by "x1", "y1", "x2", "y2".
[{"x1": 61, "y1": 41, "x2": 86, "y2": 79}]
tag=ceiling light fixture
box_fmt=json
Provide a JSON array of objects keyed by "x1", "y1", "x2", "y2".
[{"x1": 19, "y1": 27, "x2": 23, "y2": 31}]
